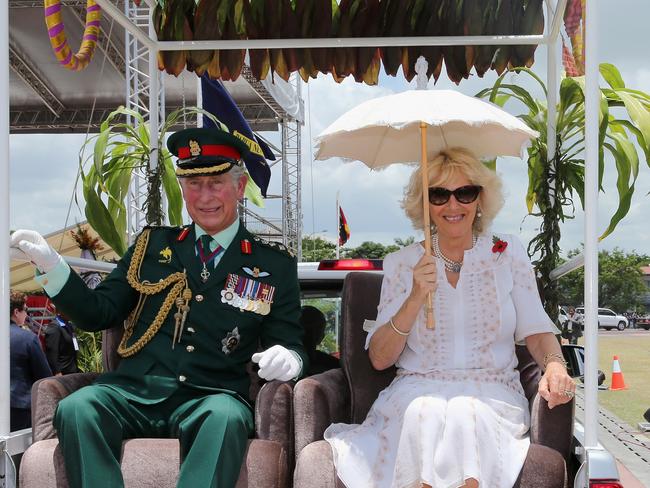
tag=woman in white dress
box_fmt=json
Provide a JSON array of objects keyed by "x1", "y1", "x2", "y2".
[{"x1": 324, "y1": 148, "x2": 575, "y2": 488}]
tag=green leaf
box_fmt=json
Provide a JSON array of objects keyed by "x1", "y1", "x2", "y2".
[
  {"x1": 82, "y1": 183, "x2": 127, "y2": 257},
  {"x1": 160, "y1": 150, "x2": 184, "y2": 225},
  {"x1": 600, "y1": 63, "x2": 625, "y2": 90}
]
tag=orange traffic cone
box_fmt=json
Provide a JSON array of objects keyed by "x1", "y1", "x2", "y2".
[{"x1": 610, "y1": 355, "x2": 627, "y2": 391}]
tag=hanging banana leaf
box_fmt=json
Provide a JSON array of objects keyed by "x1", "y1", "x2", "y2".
[
  {"x1": 474, "y1": 0, "x2": 498, "y2": 77},
  {"x1": 243, "y1": 0, "x2": 271, "y2": 80},
  {"x1": 350, "y1": 0, "x2": 380, "y2": 84},
  {"x1": 439, "y1": 0, "x2": 468, "y2": 84},
  {"x1": 267, "y1": 0, "x2": 291, "y2": 81},
  {"x1": 491, "y1": 0, "x2": 514, "y2": 75},
  {"x1": 156, "y1": 0, "x2": 194, "y2": 76},
  {"x1": 379, "y1": 0, "x2": 409, "y2": 77},
  {"x1": 188, "y1": 0, "x2": 223, "y2": 76},
  {"x1": 311, "y1": 0, "x2": 334, "y2": 75},
  {"x1": 219, "y1": 0, "x2": 245, "y2": 80},
  {"x1": 511, "y1": 0, "x2": 544, "y2": 69},
  {"x1": 462, "y1": 0, "x2": 482, "y2": 74}
]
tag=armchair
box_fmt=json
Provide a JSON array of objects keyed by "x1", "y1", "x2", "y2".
[
  {"x1": 293, "y1": 272, "x2": 573, "y2": 488},
  {"x1": 20, "y1": 326, "x2": 294, "y2": 488}
]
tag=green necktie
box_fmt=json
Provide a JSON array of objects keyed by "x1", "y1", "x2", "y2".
[{"x1": 200, "y1": 234, "x2": 214, "y2": 254}]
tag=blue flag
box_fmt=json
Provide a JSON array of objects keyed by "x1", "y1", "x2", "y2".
[{"x1": 201, "y1": 74, "x2": 274, "y2": 196}]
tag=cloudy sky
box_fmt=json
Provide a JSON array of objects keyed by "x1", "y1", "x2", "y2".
[{"x1": 9, "y1": 0, "x2": 650, "y2": 260}]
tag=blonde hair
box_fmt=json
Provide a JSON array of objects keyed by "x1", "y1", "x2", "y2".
[{"x1": 401, "y1": 148, "x2": 504, "y2": 234}]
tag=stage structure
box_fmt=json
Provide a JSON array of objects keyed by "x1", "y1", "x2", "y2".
[{"x1": 8, "y1": 0, "x2": 304, "y2": 255}]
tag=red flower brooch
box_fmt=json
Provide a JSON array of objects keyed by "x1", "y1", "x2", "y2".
[{"x1": 492, "y1": 236, "x2": 508, "y2": 260}]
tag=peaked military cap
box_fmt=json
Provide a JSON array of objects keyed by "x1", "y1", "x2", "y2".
[{"x1": 167, "y1": 126, "x2": 250, "y2": 177}]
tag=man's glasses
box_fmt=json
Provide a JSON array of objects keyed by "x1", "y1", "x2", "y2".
[{"x1": 428, "y1": 185, "x2": 482, "y2": 206}]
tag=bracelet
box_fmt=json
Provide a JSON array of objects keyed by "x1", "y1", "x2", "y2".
[
  {"x1": 543, "y1": 352, "x2": 567, "y2": 371},
  {"x1": 389, "y1": 317, "x2": 410, "y2": 336}
]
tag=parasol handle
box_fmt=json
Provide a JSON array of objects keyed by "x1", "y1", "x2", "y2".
[{"x1": 420, "y1": 122, "x2": 435, "y2": 330}]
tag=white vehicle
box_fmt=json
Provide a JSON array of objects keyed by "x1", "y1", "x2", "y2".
[{"x1": 575, "y1": 307, "x2": 628, "y2": 331}]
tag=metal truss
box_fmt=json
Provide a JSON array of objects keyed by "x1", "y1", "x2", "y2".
[
  {"x1": 9, "y1": 105, "x2": 190, "y2": 133},
  {"x1": 124, "y1": 0, "x2": 165, "y2": 241},
  {"x1": 9, "y1": 38, "x2": 64, "y2": 117},
  {"x1": 280, "y1": 74, "x2": 302, "y2": 258}
]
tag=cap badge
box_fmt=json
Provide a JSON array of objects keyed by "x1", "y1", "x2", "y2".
[
  {"x1": 188, "y1": 139, "x2": 201, "y2": 156},
  {"x1": 221, "y1": 326, "x2": 241, "y2": 355},
  {"x1": 158, "y1": 247, "x2": 172, "y2": 264}
]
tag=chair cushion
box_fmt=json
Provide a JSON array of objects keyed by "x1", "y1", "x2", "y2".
[
  {"x1": 20, "y1": 438, "x2": 287, "y2": 488},
  {"x1": 513, "y1": 443, "x2": 567, "y2": 488},
  {"x1": 294, "y1": 440, "x2": 345, "y2": 488}
]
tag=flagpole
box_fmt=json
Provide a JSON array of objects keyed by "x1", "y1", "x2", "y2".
[{"x1": 336, "y1": 191, "x2": 340, "y2": 259}]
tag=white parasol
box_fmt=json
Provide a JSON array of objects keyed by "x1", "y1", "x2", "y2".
[{"x1": 314, "y1": 58, "x2": 538, "y2": 328}]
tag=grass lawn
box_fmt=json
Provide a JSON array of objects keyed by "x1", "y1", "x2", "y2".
[{"x1": 579, "y1": 334, "x2": 650, "y2": 428}]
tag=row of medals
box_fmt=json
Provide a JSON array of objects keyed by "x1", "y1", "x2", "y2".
[{"x1": 220, "y1": 273, "x2": 273, "y2": 315}]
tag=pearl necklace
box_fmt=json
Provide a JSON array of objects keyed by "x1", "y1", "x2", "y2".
[{"x1": 431, "y1": 233, "x2": 478, "y2": 273}]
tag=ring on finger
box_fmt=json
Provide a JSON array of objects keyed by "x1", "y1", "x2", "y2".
[{"x1": 563, "y1": 389, "x2": 574, "y2": 398}]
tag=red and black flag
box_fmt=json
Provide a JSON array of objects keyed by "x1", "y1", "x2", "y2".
[{"x1": 338, "y1": 207, "x2": 351, "y2": 246}]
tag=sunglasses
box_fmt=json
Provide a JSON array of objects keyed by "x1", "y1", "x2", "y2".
[{"x1": 428, "y1": 185, "x2": 483, "y2": 206}]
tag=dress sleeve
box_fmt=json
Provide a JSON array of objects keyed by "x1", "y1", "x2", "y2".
[
  {"x1": 364, "y1": 251, "x2": 409, "y2": 349},
  {"x1": 509, "y1": 236, "x2": 558, "y2": 342}
]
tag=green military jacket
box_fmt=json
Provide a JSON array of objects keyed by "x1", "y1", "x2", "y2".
[{"x1": 50, "y1": 223, "x2": 308, "y2": 405}]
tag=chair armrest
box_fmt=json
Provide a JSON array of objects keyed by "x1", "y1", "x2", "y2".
[
  {"x1": 31, "y1": 372, "x2": 100, "y2": 441},
  {"x1": 255, "y1": 380, "x2": 294, "y2": 463},
  {"x1": 529, "y1": 393, "x2": 574, "y2": 461},
  {"x1": 293, "y1": 368, "x2": 350, "y2": 460}
]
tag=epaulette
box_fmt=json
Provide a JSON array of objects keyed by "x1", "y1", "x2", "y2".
[
  {"x1": 143, "y1": 224, "x2": 183, "y2": 231},
  {"x1": 251, "y1": 235, "x2": 295, "y2": 258}
]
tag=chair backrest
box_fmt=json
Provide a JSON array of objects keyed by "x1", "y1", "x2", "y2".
[
  {"x1": 340, "y1": 272, "x2": 544, "y2": 424},
  {"x1": 340, "y1": 272, "x2": 396, "y2": 424}
]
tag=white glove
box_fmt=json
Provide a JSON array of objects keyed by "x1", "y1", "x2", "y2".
[
  {"x1": 10, "y1": 229, "x2": 63, "y2": 273},
  {"x1": 251, "y1": 345, "x2": 301, "y2": 381}
]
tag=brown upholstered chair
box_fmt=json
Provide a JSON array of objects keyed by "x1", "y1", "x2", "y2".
[
  {"x1": 20, "y1": 326, "x2": 294, "y2": 488},
  {"x1": 294, "y1": 272, "x2": 574, "y2": 488}
]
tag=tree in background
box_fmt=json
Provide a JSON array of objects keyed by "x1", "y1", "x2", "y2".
[
  {"x1": 302, "y1": 236, "x2": 337, "y2": 262},
  {"x1": 557, "y1": 248, "x2": 649, "y2": 312}
]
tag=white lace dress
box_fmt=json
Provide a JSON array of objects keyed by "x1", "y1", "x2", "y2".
[{"x1": 324, "y1": 234, "x2": 557, "y2": 488}]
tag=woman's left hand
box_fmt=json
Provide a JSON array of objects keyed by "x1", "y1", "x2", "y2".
[{"x1": 538, "y1": 362, "x2": 576, "y2": 409}]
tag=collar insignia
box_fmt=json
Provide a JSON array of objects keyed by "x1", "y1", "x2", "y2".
[{"x1": 158, "y1": 247, "x2": 172, "y2": 263}]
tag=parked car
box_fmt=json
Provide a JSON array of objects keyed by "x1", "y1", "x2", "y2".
[
  {"x1": 575, "y1": 307, "x2": 628, "y2": 331},
  {"x1": 637, "y1": 315, "x2": 650, "y2": 330}
]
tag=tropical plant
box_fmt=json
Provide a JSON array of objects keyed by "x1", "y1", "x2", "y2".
[
  {"x1": 80, "y1": 106, "x2": 263, "y2": 257},
  {"x1": 477, "y1": 63, "x2": 650, "y2": 322},
  {"x1": 76, "y1": 329, "x2": 103, "y2": 373}
]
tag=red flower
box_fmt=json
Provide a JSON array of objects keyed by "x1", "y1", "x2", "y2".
[{"x1": 492, "y1": 236, "x2": 508, "y2": 258}]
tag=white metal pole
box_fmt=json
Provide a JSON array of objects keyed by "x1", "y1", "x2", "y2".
[
  {"x1": 1, "y1": 0, "x2": 11, "y2": 437},
  {"x1": 148, "y1": 10, "x2": 159, "y2": 174},
  {"x1": 583, "y1": 0, "x2": 599, "y2": 449},
  {"x1": 335, "y1": 191, "x2": 340, "y2": 260},
  {"x1": 546, "y1": 12, "x2": 558, "y2": 214}
]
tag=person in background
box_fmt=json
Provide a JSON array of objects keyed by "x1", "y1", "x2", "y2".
[
  {"x1": 9, "y1": 290, "x2": 52, "y2": 431},
  {"x1": 300, "y1": 305, "x2": 340, "y2": 376},
  {"x1": 44, "y1": 313, "x2": 80, "y2": 376}
]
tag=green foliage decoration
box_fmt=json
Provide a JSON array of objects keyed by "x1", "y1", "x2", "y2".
[
  {"x1": 80, "y1": 106, "x2": 226, "y2": 257},
  {"x1": 477, "y1": 63, "x2": 650, "y2": 323},
  {"x1": 154, "y1": 0, "x2": 544, "y2": 85}
]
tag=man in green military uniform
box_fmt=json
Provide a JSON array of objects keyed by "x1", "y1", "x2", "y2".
[{"x1": 10, "y1": 125, "x2": 308, "y2": 488}]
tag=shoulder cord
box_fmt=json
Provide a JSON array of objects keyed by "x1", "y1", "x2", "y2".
[{"x1": 117, "y1": 229, "x2": 188, "y2": 358}]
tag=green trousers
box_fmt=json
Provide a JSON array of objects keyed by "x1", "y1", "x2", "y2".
[{"x1": 54, "y1": 384, "x2": 254, "y2": 488}]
